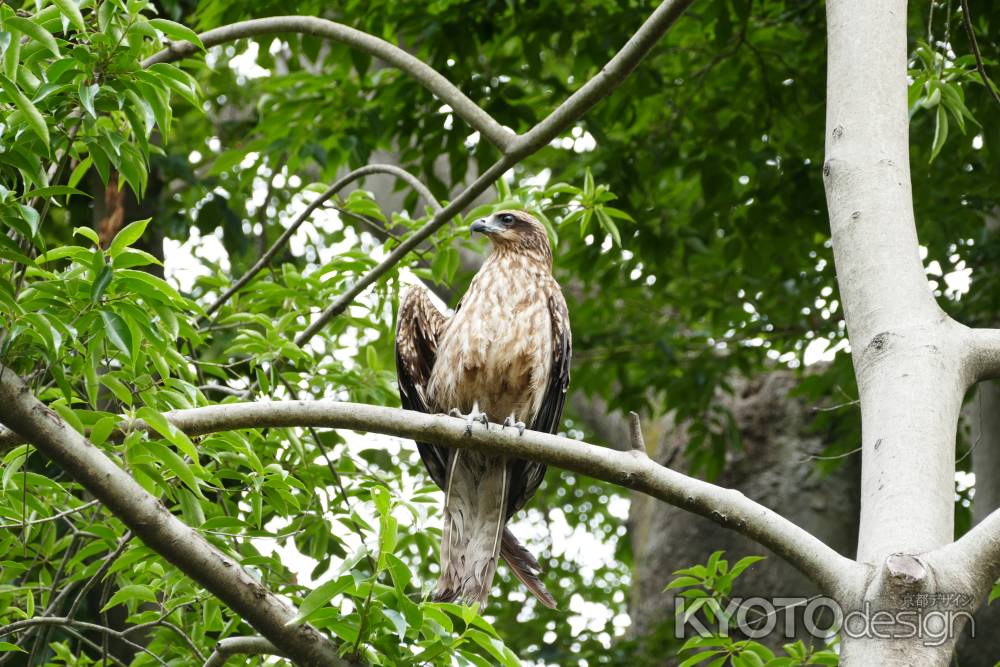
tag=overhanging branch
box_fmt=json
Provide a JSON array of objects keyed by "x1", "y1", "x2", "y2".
[
  {"x1": 0, "y1": 392, "x2": 863, "y2": 598},
  {"x1": 0, "y1": 366, "x2": 343, "y2": 667},
  {"x1": 142, "y1": 17, "x2": 516, "y2": 152}
]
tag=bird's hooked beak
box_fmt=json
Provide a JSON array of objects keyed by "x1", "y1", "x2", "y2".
[{"x1": 470, "y1": 216, "x2": 505, "y2": 235}]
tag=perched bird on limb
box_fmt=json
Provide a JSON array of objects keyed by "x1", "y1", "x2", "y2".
[{"x1": 395, "y1": 210, "x2": 571, "y2": 609}]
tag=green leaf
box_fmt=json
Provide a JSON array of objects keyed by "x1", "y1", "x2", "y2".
[
  {"x1": 90, "y1": 262, "x2": 113, "y2": 302},
  {"x1": 89, "y1": 416, "x2": 117, "y2": 446},
  {"x1": 100, "y1": 310, "x2": 133, "y2": 358},
  {"x1": 79, "y1": 81, "x2": 98, "y2": 118},
  {"x1": 73, "y1": 226, "x2": 100, "y2": 246},
  {"x1": 68, "y1": 156, "x2": 92, "y2": 189},
  {"x1": 729, "y1": 555, "x2": 765, "y2": 579},
  {"x1": 382, "y1": 608, "x2": 408, "y2": 639},
  {"x1": 5, "y1": 17, "x2": 59, "y2": 57},
  {"x1": 0, "y1": 75, "x2": 49, "y2": 150},
  {"x1": 136, "y1": 406, "x2": 198, "y2": 462},
  {"x1": 142, "y1": 440, "x2": 202, "y2": 496},
  {"x1": 99, "y1": 374, "x2": 132, "y2": 405},
  {"x1": 52, "y1": 0, "x2": 87, "y2": 32},
  {"x1": 286, "y1": 575, "x2": 353, "y2": 626},
  {"x1": 100, "y1": 584, "x2": 158, "y2": 612},
  {"x1": 108, "y1": 218, "x2": 150, "y2": 258},
  {"x1": 23, "y1": 185, "x2": 88, "y2": 200},
  {"x1": 929, "y1": 104, "x2": 948, "y2": 163},
  {"x1": 149, "y1": 18, "x2": 204, "y2": 50},
  {"x1": 2, "y1": 31, "x2": 19, "y2": 82}
]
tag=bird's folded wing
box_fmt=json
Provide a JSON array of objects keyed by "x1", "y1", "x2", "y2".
[{"x1": 395, "y1": 286, "x2": 450, "y2": 488}]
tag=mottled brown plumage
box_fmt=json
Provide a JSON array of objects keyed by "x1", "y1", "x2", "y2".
[{"x1": 395, "y1": 210, "x2": 571, "y2": 609}]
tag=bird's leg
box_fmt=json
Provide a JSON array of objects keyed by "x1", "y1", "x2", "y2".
[
  {"x1": 453, "y1": 402, "x2": 490, "y2": 436},
  {"x1": 502, "y1": 414, "x2": 526, "y2": 436}
]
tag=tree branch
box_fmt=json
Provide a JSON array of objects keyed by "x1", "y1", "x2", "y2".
[
  {"x1": 0, "y1": 366, "x2": 343, "y2": 667},
  {"x1": 203, "y1": 163, "x2": 441, "y2": 318},
  {"x1": 142, "y1": 17, "x2": 516, "y2": 152},
  {"x1": 203, "y1": 637, "x2": 287, "y2": 667},
  {"x1": 966, "y1": 328, "x2": 1000, "y2": 382},
  {"x1": 0, "y1": 390, "x2": 862, "y2": 598}
]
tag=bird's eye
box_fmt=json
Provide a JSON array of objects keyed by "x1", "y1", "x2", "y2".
[{"x1": 500, "y1": 214, "x2": 514, "y2": 225}]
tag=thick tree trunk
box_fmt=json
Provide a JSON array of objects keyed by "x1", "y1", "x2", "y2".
[{"x1": 627, "y1": 371, "x2": 860, "y2": 657}]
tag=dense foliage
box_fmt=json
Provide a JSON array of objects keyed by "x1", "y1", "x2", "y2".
[{"x1": 1, "y1": 0, "x2": 999, "y2": 665}]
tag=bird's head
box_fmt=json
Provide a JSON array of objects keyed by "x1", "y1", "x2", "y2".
[{"x1": 470, "y1": 210, "x2": 551, "y2": 264}]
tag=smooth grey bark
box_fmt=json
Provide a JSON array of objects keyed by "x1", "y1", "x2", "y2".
[{"x1": 628, "y1": 372, "x2": 860, "y2": 652}]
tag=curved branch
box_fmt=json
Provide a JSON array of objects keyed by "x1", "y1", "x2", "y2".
[
  {"x1": 142, "y1": 17, "x2": 515, "y2": 151},
  {"x1": 965, "y1": 328, "x2": 1000, "y2": 382},
  {"x1": 0, "y1": 366, "x2": 342, "y2": 667},
  {"x1": 204, "y1": 637, "x2": 287, "y2": 667},
  {"x1": 204, "y1": 163, "x2": 441, "y2": 318},
  {"x1": 0, "y1": 392, "x2": 863, "y2": 598}
]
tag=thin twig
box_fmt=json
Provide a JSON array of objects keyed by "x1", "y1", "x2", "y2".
[
  {"x1": 0, "y1": 499, "x2": 101, "y2": 530},
  {"x1": 960, "y1": 0, "x2": 1000, "y2": 112},
  {"x1": 800, "y1": 446, "x2": 862, "y2": 463}
]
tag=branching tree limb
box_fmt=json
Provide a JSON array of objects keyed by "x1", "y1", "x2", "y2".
[
  {"x1": 0, "y1": 365, "x2": 344, "y2": 667},
  {"x1": 203, "y1": 163, "x2": 442, "y2": 318},
  {"x1": 0, "y1": 380, "x2": 864, "y2": 599}
]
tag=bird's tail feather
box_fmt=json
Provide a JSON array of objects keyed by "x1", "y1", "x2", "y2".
[
  {"x1": 435, "y1": 451, "x2": 507, "y2": 609},
  {"x1": 500, "y1": 528, "x2": 557, "y2": 609}
]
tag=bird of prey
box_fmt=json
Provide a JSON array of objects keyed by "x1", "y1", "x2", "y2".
[{"x1": 395, "y1": 209, "x2": 571, "y2": 609}]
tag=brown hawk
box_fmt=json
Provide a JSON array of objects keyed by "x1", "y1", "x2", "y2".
[{"x1": 395, "y1": 209, "x2": 571, "y2": 609}]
